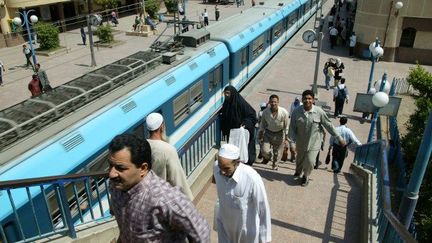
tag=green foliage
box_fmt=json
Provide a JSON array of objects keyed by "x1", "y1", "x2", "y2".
[
  {"x1": 145, "y1": 0, "x2": 160, "y2": 19},
  {"x1": 96, "y1": 24, "x2": 114, "y2": 43},
  {"x1": 401, "y1": 64, "x2": 432, "y2": 242},
  {"x1": 35, "y1": 22, "x2": 60, "y2": 50},
  {"x1": 94, "y1": 0, "x2": 118, "y2": 9},
  {"x1": 164, "y1": 0, "x2": 178, "y2": 13}
]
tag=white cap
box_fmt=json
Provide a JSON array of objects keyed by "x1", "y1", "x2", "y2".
[
  {"x1": 146, "y1": 113, "x2": 163, "y2": 131},
  {"x1": 219, "y1": 144, "x2": 240, "y2": 160},
  {"x1": 260, "y1": 102, "x2": 267, "y2": 108}
]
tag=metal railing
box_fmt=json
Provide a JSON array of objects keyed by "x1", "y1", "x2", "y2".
[
  {"x1": 392, "y1": 78, "x2": 415, "y2": 95},
  {"x1": 0, "y1": 114, "x2": 221, "y2": 242},
  {"x1": 354, "y1": 141, "x2": 415, "y2": 242}
]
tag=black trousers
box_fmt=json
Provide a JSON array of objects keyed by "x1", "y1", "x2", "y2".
[
  {"x1": 331, "y1": 144, "x2": 347, "y2": 172},
  {"x1": 334, "y1": 99, "x2": 345, "y2": 117}
]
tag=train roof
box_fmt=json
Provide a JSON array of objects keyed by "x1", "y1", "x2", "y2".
[
  {"x1": 0, "y1": 40, "x2": 228, "y2": 174},
  {"x1": 205, "y1": 0, "x2": 299, "y2": 52}
]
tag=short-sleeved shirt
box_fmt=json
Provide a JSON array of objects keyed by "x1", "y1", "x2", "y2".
[{"x1": 259, "y1": 106, "x2": 289, "y2": 136}]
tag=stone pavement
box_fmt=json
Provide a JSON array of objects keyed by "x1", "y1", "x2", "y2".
[
  {"x1": 195, "y1": 2, "x2": 432, "y2": 243},
  {"x1": 0, "y1": 1, "x2": 252, "y2": 110}
]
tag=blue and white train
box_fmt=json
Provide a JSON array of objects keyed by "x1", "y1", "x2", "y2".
[{"x1": 0, "y1": 0, "x2": 320, "y2": 241}]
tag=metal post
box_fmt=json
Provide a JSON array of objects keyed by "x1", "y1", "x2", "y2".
[
  {"x1": 367, "y1": 72, "x2": 387, "y2": 142},
  {"x1": 367, "y1": 38, "x2": 380, "y2": 92},
  {"x1": 398, "y1": 111, "x2": 432, "y2": 228},
  {"x1": 312, "y1": 32, "x2": 322, "y2": 99},
  {"x1": 87, "y1": 0, "x2": 97, "y2": 67}
]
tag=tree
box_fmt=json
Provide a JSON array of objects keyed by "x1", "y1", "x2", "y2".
[
  {"x1": 164, "y1": 0, "x2": 178, "y2": 13},
  {"x1": 94, "y1": 0, "x2": 118, "y2": 9},
  {"x1": 401, "y1": 64, "x2": 432, "y2": 242},
  {"x1": 145, "y1": 0, "x2": 161, "y2": 19},
  {"x1": 96, "y1": 24, "x2": 114, "y2": 43},
  {"x1": 35, "y1": 22, "x2": 60, "y2": 50}
]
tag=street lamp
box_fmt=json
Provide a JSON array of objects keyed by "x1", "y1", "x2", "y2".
[
  {"x1": 367, "y1": 72, "x2": 390, "y2": 143},
  {"x1": 13, "y1": 10, "x2": 38, "y2": 66},
  {"x1": 367, "y1": 38, "x2": 384, "y2": 93}
]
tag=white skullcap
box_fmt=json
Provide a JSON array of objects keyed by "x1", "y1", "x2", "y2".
[
  {"x1": 219, "y1": 144, "x2": 240, "y2": 160},
  {"x1": 260, "y1": 102, "x2": 267, "y2": 108},
  {"x1": 146, "y1": 113, "x2": 164, "y2": 131}
]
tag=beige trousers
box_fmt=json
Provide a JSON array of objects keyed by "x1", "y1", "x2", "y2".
[
  {"x1": 296, "y1": 149, "x2": 320, "y2": 177},
  {"x1": 260, "y1": 130, "x2": 284, "y2": 166}
]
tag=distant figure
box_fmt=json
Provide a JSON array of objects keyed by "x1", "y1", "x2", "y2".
[
  {"x1": 0, "y1": 59, "x2": 5, "y2": 86},
  {"x1": 252, "y1": 0, "x2": 256, "y2": 6},
  {"x1": 198, "y1": 13, "x2": 204, "y2": 28},
  {"x1": 289, "y1": 90, "x2": 345, "y2": 187},
  {"x1": 28, "y1": 74, "x2": 42, "y2": 97},
  {"x1": 329, "y1": 26, "x2": 338, "y2": 49},
  {"x1": 323, "y1": 58, "x2": 336, "y2": 90},
  {"x1": 108, "y1": 134, "x2": 210, "y2": 242},
  {"x1": 349, "y1": 32, "x2": 357, "y2": 57},
  {"x1": 215, "y1": 5, "x2": 220, "y2": 21},
  {"x1": 181, "y1": 16, "x2": 189, "y2": 33},
  {"x1": 178, "y1": 3, "x2": 184, "y2": 16},
  {"x1": 329, "y1": 117, "x2": 362, "y2": 173},
  {"x1": 334, "y1": 58, "x2": 345, "y2": 86},
  {"x1": 259, "y1": 94, "x2": 289, "y2": 170},
  {"x1": 22, "y1": 44, "x2": 32, "y2": 68},
  {"x1": 203, "y1": 9, "x2": 209, "y2": 26},
  {"x1": 333, "y1": 78, "x2": 349, "y2": 117},
  {"x1": 80, "y1": 26, "x2": 86, "y2": 45},
  {"x1": 111, "y1": 10, "x2": 118, "y2": 26},
  {"x1": 214, "y1": 144, "x2": 272, "y2": 243},
  {"x1": 145, "y1": 15, "x2": 157, "y2": 31},
  {"x1": 220, "y1": 85, "x2": 257, "y2": 166},
  {"x1": 145, "y1": 113, "x2": 194, "y2": 200},
  {"x1": 35, "y1": 63, "x2": 52, "y2": 92},
  {"x1": 133, "y1": 15, "x2": 140, "y2": 31},
  {"x1": 236, "y1": 0, "x2": 241, "y2": 8}
]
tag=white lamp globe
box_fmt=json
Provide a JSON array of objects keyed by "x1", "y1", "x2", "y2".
[
  {"x1": 30, "y1": 15, "x2": 38, "y2": 24},
  {"x1": 13, "y1": 17, "x2": 22, "y2": 26},
  {"x1": 395, "y1": 1, "x2": 404, "y2": 10},
  {"x1": 372, "y1": 92, "x2": 389, "y2": 108},
  {"x1": 374, "y1": 80, "x2": 391, "y2": 94},
  {"x1": 369, "y1": 42, "x2": 378, "y2": 53},
  {"x1": 375, "y1": 46, "x2": 384, "y2": 57}
]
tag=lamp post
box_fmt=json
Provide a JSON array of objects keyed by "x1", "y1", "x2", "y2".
[
  {"x1": 367, "y1": 73, "x2": 389, "y2": 142},
  {"x1": 367, "y1": 38, "x2": 384, "y2": 93},
  {"x1": 13, "y1": 9, "x2": 38, "y2": 66}
]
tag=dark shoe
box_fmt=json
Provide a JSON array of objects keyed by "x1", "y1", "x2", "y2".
[
  {"x1": 258, "y1": 151, "x2": 263, "y2": 159},
  {"x1": 293, "y1": 172, "x2": 301, "y2": 179},
  {"x1": 272, "y1": 164, "x2": 278, "y2": 170},
  {"x1": 262, "y1": 158, "x2": 270, "y2": 164},
  {"x1": 301, "y1": 176, "x2": 309, "y2": 187}
]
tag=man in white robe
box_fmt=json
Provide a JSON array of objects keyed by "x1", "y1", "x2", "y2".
[{"x1": 213, "y1": 144, "x2": 272, "y2": 243}]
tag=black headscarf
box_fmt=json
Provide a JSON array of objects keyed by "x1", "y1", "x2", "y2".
[{"x1": 220, "y1": 85, "x2": 257, "y2": 137}]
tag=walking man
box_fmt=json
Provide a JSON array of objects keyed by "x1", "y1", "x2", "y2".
[
  {"x1": 146, "y1": 112, "x2": 194, "y2": 200},
  {"x1": 349, "y1": 32, "x2": 356, "y2": 57},
  {"x1": 329, "y1": 26, "x2": 338, "y2": 49},
  {"x1": 214, "y1": 144, "x2": 271, "y2": 243},
  {"x1": 289, "y1": 90, "x2": 345, "y2": 186},
  {"x1": 258, "y1": 94, "x2": 289, "y2": 170},
  {"x1": 0, "y1": 59, "x2": 5, "y2": 86},
  {"x1": 203, "y1": 9, "x2": 209, "y2": 26},
  {"x1": 108, "y1": 134, "x2": 210, "y2": 242},
  {"x1": 215, "y1": 5, "x2": 220, "y2": 21},
  {"x1": 333, "y1": 78, "x2": 349, "y2": 117},
  {"x1": 80, "y1": 26, "x2": 86, "y2": 45},
  {"x1": 220, "y1": 85, "x2": 257, "y2": 166},
  {"x1": 35, "y1": 63, "x2": 52, "y2": 92},
  {"x1": 22, "y1": 44, "x2": 32, "y2": 68},
  {"x1": 329, "y1": 117, "x2": 362, "y2": 173}
]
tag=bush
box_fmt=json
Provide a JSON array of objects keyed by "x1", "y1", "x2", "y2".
[
  {"x1": 145, "y1": 0, "x2": 160, "y2": 19},
  {"x1": 164, "y1": 0, "x2": 178, "y2": 13},
  {"x1": 96, "y1": 24, "x2": 114, "y2": 43},
  {"x1": 35, "y1": 22, "x2": 60, "y2": 50},
  {"x1": 401, "y1": 64, "x2": 432, "y2": 242}
]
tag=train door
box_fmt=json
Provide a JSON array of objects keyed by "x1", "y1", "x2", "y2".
[
  {"x1": 208, "y1": 65, "x2": 223, "y2": 110},
  {"x1": 239, "y1": 47, "x2": 249, "y2": 86}
]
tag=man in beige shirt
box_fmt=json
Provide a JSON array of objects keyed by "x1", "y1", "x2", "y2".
[
  {"x1": 288, "y1": 90, "x2": 345, "y2": 187},
  {"x1": 258, "y1": 94, "x2": 289, "y2": 170},
  {"x1": 146, "y1": 113, "x2": 194, "y2": 200}
]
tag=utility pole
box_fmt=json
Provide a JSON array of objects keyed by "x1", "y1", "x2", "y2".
[{"x1": 87, "y1": 0, "x2": 97, "y2": 67}]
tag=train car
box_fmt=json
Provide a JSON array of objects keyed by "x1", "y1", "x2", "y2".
[{"x1": 0, "y1": 0, "x2": 321, "y2": 241}]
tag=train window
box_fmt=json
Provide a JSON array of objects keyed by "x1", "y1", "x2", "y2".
[
  {"x1": 273, "y1": 21, "x2": 284, "y2": 39},
  {"x1": 209, "y1": 65, "x2": 222, "y2": 92},
  {"x1": 288, "y1": 11, "x2": 298, "y2": 29},
  {"x1": 173, "y1": 80, "x2": 204, "y2": 126},
  {"x1": 189, "y1": 82, "x2": 203, "y2": 112},
  {"x1": 252, "y1": 35, "x2": 265, "y2": 59},
  {"x1": 240, "y1": 48, "x2": 247, "y2": 66}
]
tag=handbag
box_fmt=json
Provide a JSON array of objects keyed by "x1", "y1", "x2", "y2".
[
  {"x1": 228, "y1": 127, "x2": 250, "y2": 163},
  {"x1": 325, "y1": 148, "x2": 331, "y2": 164},
  {"x1": 281, "y1": 146, "x2": 288, "y2": 161}
]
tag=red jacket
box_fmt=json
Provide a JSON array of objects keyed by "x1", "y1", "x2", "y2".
[{"x1": 28, "y1": 78, "x2": 42, "y2": 97}]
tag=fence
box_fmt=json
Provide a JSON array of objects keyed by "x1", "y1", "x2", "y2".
[{"x1": 392, "y1": 78, "x2": 415, "y2": 95}]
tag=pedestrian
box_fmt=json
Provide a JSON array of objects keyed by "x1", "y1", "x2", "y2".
[
  {"x1": 288, "y1": 97, "x2": 302, "y2": 162},
  {"x1": 178, "y1": 3, "x2": 184, "y2": 16},
  {"x1": 323, "y1": 58, "x2": 335, "y2": 90},
  {"x1": 349, "y1": 32, "x2": 356, "y2": 57},
  {"x1": 220, "y1": 85, "x2": 257, "y2": 166},
  {"x1": 111, "y1": 10, "x2": 118, "y2": 26},
  {"x1": 333, "y1": 78, "x2": 349, "y2": 117},
  {"x1": 80, "y1": 26, "x2": 86, "y2": 45},
  {"x1": 108, "y1": 134, "x2": 210, "y2": 242},
  {"x1": 329, "y1": 26, "x2": 338, "y2": 49},
  {"x1": 0, "y1": 59, "x2": 5, "y2": 86},
  {"x1": 327, "y1": 14, "x2": 334, "y2": 28},
  {"x1": 198, "y1": 13, "x2": 204, "y2": 28},
  {"x1": 236, "y1": 0, "x2": 240, "y2": 8},
  {"x1": 215, "y1": 5, "x2": 220, "y2": 21},
  {"x1": 252, "y1": 0, "x2": 256, "y2": 6},
  {"x1": 258, "y1": 94, "x2": 289, "y2": 170},
  {"x1": 288, "y1": 90, "x2": 345, "y2": 187},
  {"x1": 133, "y1": 15, "x2": 140, "y2": 31},
  {"x1": 35, "y1": 63, "x2": 52, "y2": 92},
  {"x1": 28, "y1": 74, "x2": 42, "y2": 97},
  {"x1": 329, "y1": 116, "x2": 362, "y2": 173},
  {"x1": 333, "y1": 58, "x2": 344, "y2": 86},
  {"x1": 203, "y1": 9, "x2": 209, "y2": 26},
  {"x1": 22, "y1": 44, "x2": 32, "y2": 68},
  {"x1": 214, "y1": 143, "x2": 272, "y2": 243},
  {"x1": 145, "y1": 113, "x2": 194, "y2": 200}
]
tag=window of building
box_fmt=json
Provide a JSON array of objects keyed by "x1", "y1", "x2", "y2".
[
  {"x1": 400, "y1": 28, "x2": 416, "y2": 48},
  {"x1": 252, "y1": 34, "x2": 265, "y2": 59}
]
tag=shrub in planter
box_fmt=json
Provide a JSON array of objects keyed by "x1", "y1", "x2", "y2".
[
  {"x1": 35, "y1": 22, "x2": 60, "y2": 50},
  {"x1": 164, "y1": 0, "x2": 178, "y2": 13},
  {"x1": 145, "y1": 0, "x2": 160, "y2": 19},
  {"x1": 96, "y1": 24, "x2": 114, "y2": 43}
]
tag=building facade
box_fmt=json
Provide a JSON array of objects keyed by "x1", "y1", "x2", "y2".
[{"x1": 354, "y1": 0, "x2": 432, "y2": 65}]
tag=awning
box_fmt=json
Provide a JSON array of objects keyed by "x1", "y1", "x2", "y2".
[{"x1": 6, "y1": 0, "x2": 72, "y2": 8}]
